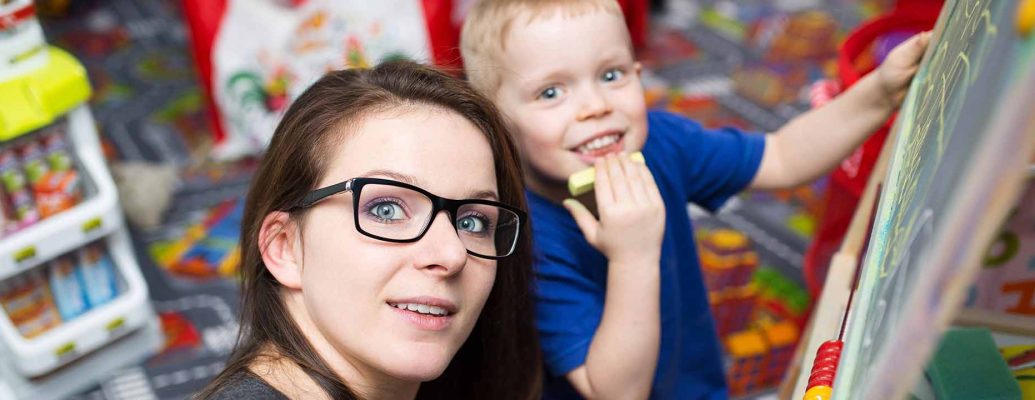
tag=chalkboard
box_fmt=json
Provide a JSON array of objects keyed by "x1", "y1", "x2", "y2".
[{"x1": 833, "y1": 0, "x2": 1035, "y2": 398}]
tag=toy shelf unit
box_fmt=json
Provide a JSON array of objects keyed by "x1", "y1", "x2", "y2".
[
  {"x1": 0, "y1": 42, "x2": 161, "y2": 398},
  {"x1": 0, "y1": 231, "x2": 155, "y2": 376},
  {"x1": 1, "y1": 100, "x2": 121, "y2": 278},
  {"x1": 0, "y1": 318, "x2": 162, "y2": 400}
]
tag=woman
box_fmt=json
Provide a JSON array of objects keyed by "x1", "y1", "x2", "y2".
[{"x1": 198, "y1": 61, "x2": 540, "y2": 399}]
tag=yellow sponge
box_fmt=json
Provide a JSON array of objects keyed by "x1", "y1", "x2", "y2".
[{"x1": 567, "y1": 152, "x2": 645, "y2": 197}]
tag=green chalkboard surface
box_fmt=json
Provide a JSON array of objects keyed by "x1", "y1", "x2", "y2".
[{"x1": 834, "y1": 0, "x2": 1035, "y2": 398}]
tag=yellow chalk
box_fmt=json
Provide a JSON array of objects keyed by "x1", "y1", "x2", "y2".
[
  {"x1": 1020, "y1": 0, "x2": 1035, "y2": 35},
  {"x1": 567, "y1": 152, "x2": 645, "y2": 197}
]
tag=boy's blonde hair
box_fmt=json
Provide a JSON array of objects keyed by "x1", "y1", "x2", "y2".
[{"x1": 461, "y1": 0, "x2": 626, "y2": 96}]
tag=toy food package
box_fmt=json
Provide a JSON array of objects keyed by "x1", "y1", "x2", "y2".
[
  {"x1": 34, "y1": 126, "x2": 83, "y2": 218},
  {"x1": 16, "y1": 139, "x2": 49, "y2": 185},
  {"x1": 0, "y1": 190, "x2": 9, "y2": 234},
  {"x1": 48, "y1": 255, "x2": 89, "y2": 321},
  {"x1": 76, "y1": 242, "x2": 119, "y2": 307},
  {"x1": 32, "y1": 169, "x2": 81, "y2": 218},
  {"x1": 0, "y1": 270, "x2": 62, "y2": 338},
  {"x1": 0, "y1": 146, "x2": 39, "y2": 232},
  {"x1": 39, "y1": 125, "x2": 74, "y2": 172}
]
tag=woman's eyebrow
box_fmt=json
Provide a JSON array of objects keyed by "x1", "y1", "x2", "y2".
[
  {"x1": 360, "y1": 169, "x2": 420, "y2": 186},
  {"x1": 467, "y1": 190, "x2": 499, "y2": 201},
  {"x1": 361, "y1": 169, "x2": 498, "y2": 201}
]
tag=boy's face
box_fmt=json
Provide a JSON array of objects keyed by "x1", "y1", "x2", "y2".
[{"x1": 493, "y1": 9, "x2": 648, "y2": 191}]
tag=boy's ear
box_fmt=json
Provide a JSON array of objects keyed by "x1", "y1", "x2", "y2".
[
  {"x1": 259, "y1": 211, "x2": 303, "y2": 289},
  {"x1": 634, "y1": 62, "x2": 642, "y2": 78}
]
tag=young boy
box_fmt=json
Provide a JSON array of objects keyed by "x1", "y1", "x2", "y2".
[{"x1": 461, "y1": 1, "x2": 928, "y2": 398}]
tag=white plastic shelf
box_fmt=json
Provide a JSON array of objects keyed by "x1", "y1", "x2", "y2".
[
  {"x1": 0, "y1": 106, "x2": 121, "y2": 281},
  {"x1": 0, "y1": 227, "x2": 157, "y2": 377},
  {"x1": 0, "y1": 307, "x2": 162, "y2": 400}
]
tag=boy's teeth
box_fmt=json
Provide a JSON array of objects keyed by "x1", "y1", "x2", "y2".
[
  {"x1": 577, "y1": 134, "x2": 620, "y2": 154},
  {"x1": 391, "y1": 302, "x2": 448, "y2": 316}
]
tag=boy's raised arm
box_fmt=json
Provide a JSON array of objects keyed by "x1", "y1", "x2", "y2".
[
  {"x1": 562, "y1": 154, "x2": 665, "y2": 400},
  {"x1": 750, "y1": 31, "x2": 931, "y2": 190}
]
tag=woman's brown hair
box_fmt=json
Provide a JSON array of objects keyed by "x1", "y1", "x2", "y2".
[{"x1": 197, "y1": 61, "x2": 540, "y2": 399}]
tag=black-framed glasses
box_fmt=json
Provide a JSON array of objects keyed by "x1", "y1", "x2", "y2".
[{"x1": 292, "y1": 177, "x2": 526, "y2": 260}]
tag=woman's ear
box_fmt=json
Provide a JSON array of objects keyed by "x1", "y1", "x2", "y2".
[{"x1": 259, "y1": 211, "x2": 303, "y2": 289}]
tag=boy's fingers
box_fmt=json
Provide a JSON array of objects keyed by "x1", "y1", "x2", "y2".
[
  {"x1": 593, "y1": 157, "x2": 614, "y2": 208},
  {"x1": 919, "y1": 30, "x2": 932, "y2": 47},
  {"x1": 637, "y1": 162, "x2": 664, "y2": 205},
  {"x1": 621, "y1": 154, "x2": 649, "y2": 204},
  {"x1": 895, "y1": 31, "x2": 929, "y2": 63},
  {"x1": 563, "y1": 199, "x2": 598, "y2": 245},
  {"x1": 885, "y1": 34, "x2": 918, "y2": 71},
  {"x1": 605, "y1": 154, "x2": 632, "y2": 202}
]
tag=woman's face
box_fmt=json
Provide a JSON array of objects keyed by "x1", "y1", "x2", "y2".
[{"x1": 297, "y1": 105, "x2": 499, "y2": 384}]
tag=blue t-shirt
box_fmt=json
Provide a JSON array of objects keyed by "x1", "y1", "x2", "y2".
[{"x1": 529, "y1": 111, "x2": 765, "y2": 399}]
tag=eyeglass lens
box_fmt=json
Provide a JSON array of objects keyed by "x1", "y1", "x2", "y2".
[{"x1": 356, "y1": 183, "x2": 520, "y2": 257}]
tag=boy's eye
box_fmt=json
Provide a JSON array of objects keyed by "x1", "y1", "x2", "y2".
[
  {"x1": 602, "y1": 68, "x2": 625, "y2": 82},
  {"x1": 537, "y1": 86, "x2": 563, "y2": 100}
]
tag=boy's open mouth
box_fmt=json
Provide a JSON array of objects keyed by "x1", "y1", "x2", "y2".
[{"x1": 571, "y1": 130, "x2": 626, "y2": 158}]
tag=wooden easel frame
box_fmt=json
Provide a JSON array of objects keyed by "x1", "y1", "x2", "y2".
[
  {"x1": 781, "y1": 128, "x2": 897, "y2": 400},
  {"x1": 781, "y1": 110, "x2": 1035, "y2": 400}
]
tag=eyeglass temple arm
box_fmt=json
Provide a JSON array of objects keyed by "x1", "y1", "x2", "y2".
[{"x1": 298, "y1": 179, "x2": 353, "y2": 209}]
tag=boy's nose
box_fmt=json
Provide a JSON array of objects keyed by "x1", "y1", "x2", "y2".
[{"x1": 576, "y1": 87, "x2": 612, "y2": 121}]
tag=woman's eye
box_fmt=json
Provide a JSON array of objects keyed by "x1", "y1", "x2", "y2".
[
  {"x1": 537, "y1": 86, "x2": 563, "y2": 100},
  {"x1": 602, "y1": 68, "x2": 625, "y2": 82},
  {"x1": 368, "y1": 202, "x2": 406, "y2": 222},
  {"x1": 457, "y1": 215, "x2": 488, "y2": 233}
]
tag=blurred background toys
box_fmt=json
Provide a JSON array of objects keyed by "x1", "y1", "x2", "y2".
[
  {"x1": 967, "y1": 179, "x2": 1035, "y2": 320},
  {"x1": 700, "y1": 229, "x2": 760, "y2": 337},
  {"x1": 726, "y1": 320, "x2": 800, "y2": 396},
  {"x1": 697, "y1": 227, "x2": 809, "y2": 396},
  {"x1": 150, "y1": 198, "x2": 243, "y2": 280},
  {"x1": 0, "y1": 1, "x2": 161, "y2": 399}
]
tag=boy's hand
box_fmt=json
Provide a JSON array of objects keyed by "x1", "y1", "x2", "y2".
[
  {"x1": 563, "y1": 153, "x2": 666, "y2": 264},
  {"x1": 876, "y1": 31, "x2": 932, "y2": 108}
]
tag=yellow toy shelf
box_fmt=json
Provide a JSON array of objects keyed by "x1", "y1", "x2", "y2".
[{"x1": 0, "y1": 47, "x2": 91, "y2": 143}]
